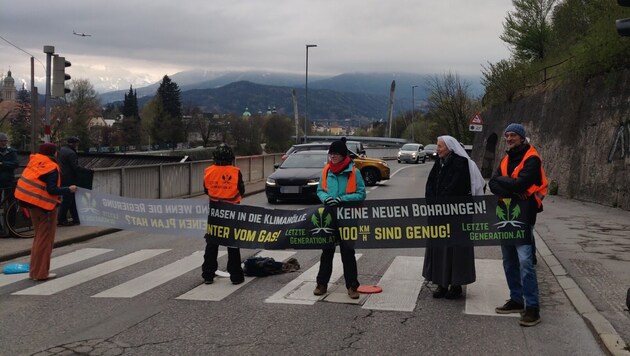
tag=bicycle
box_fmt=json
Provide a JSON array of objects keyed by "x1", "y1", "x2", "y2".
[{"x1": 0, "y1": 186, "x2": 35, "y2": 238}]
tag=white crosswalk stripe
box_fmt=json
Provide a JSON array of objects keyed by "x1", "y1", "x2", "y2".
[
  {"x1": 0, "y1": 248, "x2": 112, "y2": 287},
  {"x1": 2, "y1": 247, "x2": 512, "y2": 316},
  {"x1": 93, "y1": 251, "x2": 205, "y2": 298},
  {"x1": 466, "y1": 259, "x2": 517, "y2": 317},
  {"x1": 177, "y1": 250, "x2": 296, "y2": 301},
  {"x1": 265, "y1": 253, "x2": 363, "y2": 305},
  {"x1": 362, "y1": 256, "x2": 424, "y2": 311},
  {"x1": 12, "y1": 249, "x2": 169, "y2": 296}
]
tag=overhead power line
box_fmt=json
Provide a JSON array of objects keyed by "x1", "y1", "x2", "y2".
[{"x1": 0, "y1": 34, "x2": 46, "y2": 71}]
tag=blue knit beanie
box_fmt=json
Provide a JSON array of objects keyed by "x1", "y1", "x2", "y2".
[{"x1": 504, "y1": 123, "x2": 526, "y2": 139}]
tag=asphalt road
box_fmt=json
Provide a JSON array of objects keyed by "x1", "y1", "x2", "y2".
[{"x1": 0, "y1": 161, "x2": 607, "y2": 355}]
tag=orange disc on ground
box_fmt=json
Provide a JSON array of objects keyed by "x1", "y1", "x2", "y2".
[{"x1": 357, "y1": 285, "x2": 383, "y2": 294}]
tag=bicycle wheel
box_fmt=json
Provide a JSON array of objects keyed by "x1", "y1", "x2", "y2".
[{"x1": 5, "y1": 200, "x2": 35, "y2": 238}]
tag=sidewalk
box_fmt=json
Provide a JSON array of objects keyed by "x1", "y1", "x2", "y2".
[{"x1": 1, "y1": 188, "x2": 628, "y2": 354}]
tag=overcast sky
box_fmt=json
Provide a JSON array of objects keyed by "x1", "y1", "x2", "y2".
[{"x1": 1, "y1": 0, "x2": 514, "y2": 93}]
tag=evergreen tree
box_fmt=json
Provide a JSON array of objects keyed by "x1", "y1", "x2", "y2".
[
  {"x1": 121, "y1": 85, "x2": 142, "y2": 146},
  {"x1": 153, "y1": 75, "x2": 184, "y2": 146}
]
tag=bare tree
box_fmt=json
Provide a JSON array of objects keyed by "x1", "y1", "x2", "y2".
[{"x1": 424, "y1": 72, "x2": 479, "y2": 143}]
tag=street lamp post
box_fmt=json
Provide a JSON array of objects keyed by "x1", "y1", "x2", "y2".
[
  {"x1": 411, "y1": 85, "x2": 418, "y2": 142},
  {"x1": 304, "y1": 44, "x2": 317, "y2": 143}
]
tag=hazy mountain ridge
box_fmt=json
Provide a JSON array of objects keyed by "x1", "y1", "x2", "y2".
[{"x1": 101, "y1": 70, "x2": 484, "y2": 120}]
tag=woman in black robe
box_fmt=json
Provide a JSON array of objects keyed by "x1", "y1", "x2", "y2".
[{"x1": 422, "y1": 135, "x2": 483, "y2": 299}]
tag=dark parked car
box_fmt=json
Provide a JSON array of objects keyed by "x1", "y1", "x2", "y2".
[
  {"x1": 280, "y1": 142, "x2": 389, "y2": 186},
  {"x1": 397, "y1": 143, "x2": 426, "y2": 164},
  {"x1": 265, "y1": 150, "x2": 328, "y2": 204},
  {"x1": 424, "y1": 144, "x2": 438, "y2": 160}
]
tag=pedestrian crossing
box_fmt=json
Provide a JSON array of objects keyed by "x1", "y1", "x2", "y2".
[{"x1": 0, "y1": 247, "x2": 515, "y2": 315}]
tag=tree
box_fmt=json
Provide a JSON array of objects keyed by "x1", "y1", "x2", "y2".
[
  {"x1": 121, "y1": 86, "x2": 142, "y2": 146},
  {"x1": 425, "y1": 72, "x2": 479, "y2": 144},
  {"x1": 152, "y1": 75, "x2": 184, "y2": 146},
  {"x1": 262, "y1": 114, "x2": 293, "y2": 153},
  {"x1": 54, "y1": 79, "x2": 101, "y2": 149},
  {"x1": 10, "y1": 88, "x2": 32, "y2": 150},
  {"x1": 500, "y1": 0, "x2": 556, "y2": 62}
]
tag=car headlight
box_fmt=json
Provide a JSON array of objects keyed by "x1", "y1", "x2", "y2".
[
  {"x1": 412, "y1": 153, "x2": 417, "y2": 158},
  {"x1": 266, "y1": 178, "x2": 276, "y2": 186},
  {"x1": 380, "y1": 161, "x2": 388, "y2": 167},
  {"x1": 306, "y1": 178, "x2": 320, "y2": 186}
]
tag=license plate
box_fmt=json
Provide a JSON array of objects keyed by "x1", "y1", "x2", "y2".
[{"x1": 280, "y1": 186, "x2": 301, "y2": 193}]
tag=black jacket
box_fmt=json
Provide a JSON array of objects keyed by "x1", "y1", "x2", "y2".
[
  {"x1": 58, "y1": 145, "x2": 91, "y2": 186},
  {"x1": 0, "y1": 147, "x2": 18, "y2": 186},
  {"x1": 426, "y1": 153, "x2": 471, "y2": 198}
]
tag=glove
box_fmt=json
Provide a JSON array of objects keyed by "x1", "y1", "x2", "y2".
[{"x1": 324, "y1": 197, "x2": 340, "y2": 206}]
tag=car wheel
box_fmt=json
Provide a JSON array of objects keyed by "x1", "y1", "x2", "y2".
[
  {"x1": 267, "y1": 197, "x2": 277, "y2": 204},
  {"x1": 421, "y1": 156, "x2": 426, "y2": 164},
  {"x1": 397, "y1": 159, "x2": 401, "y2": 163},
  {"x1": 362, "y1": 168, "x2": 379, "y2": 186},
  {"x1": 414, "y1": 157, "x2": 420, "y2": 164}
]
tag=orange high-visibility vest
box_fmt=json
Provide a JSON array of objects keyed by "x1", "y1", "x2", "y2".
[
  {"x1": 321, "y1": 164, "x2": 357, "y2": 194},
  {"x1": 15, "y1": 154, "x2": 62, "y2": 211},
  {"x1": 500, "y1": 146, "x2": 548, "y2": 208},
  {"x1": 204, "y1": 165, "x2": 242, "y2": 203}
]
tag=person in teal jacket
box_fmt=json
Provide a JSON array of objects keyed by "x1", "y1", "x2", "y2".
[{"x1": 314, "y1": 138, "x2": 366, "y2": 299}]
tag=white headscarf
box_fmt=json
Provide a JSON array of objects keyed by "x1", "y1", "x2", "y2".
[{"x1": 438, "y1": 135, "x2": 486, "y2": 196}]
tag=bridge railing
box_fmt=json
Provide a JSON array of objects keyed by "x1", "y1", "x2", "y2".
[
  {"x1": 90, "y1": 148, "x2": 400, "y2": 199},
  {"x1": 92, "y1": 153, "x2": 284, "y2": 198}
]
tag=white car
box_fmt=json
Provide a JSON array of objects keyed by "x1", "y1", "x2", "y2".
[{"x1": 397, "y1": 143, "x2": 427, "y2": 164}]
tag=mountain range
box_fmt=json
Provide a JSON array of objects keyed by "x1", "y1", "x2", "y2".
[{"x1": 99, "y1": 70, "x2": 485, "y2": 121}]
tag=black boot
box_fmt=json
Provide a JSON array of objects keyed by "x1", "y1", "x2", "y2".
[
  {"x1": 445, "y1": 285, "x2": 463, "y2": 299},
  {"x1": 432, "y1": 285, "x2": 448, "y2": 298}
]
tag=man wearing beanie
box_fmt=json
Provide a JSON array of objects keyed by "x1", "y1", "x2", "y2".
[
  {"x1": 0, "y1": 133, "x2": 18, "y2": 212},
  {"x1": 314, "y1": 138, "x2": 366, "y2": 299},
  {"x1": 15, "y1": 143, "x2": 77, "y2": 281},
  {"x1": 489, "y1": 123, "x2": 548, "y2": 327}
]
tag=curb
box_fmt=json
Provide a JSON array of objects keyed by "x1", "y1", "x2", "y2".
[{"x1": 536, "y1": 230, "x2": 630, "y2": 355}]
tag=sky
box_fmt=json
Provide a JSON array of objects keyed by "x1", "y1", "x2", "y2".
[{"x1": 1, "y1": 0, "x2": 515, "y2": 94}]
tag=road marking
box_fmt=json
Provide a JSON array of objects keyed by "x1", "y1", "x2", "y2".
[
  {"x1": 265, "y1": 253, "x2": 363, "y2": 305},
  {"x1": 177, "y1": 250, "x2": 296, "y2": 301},
  {"x1": 362, "y1": 256, "x2": 424, "y2": 311},
  {"x1": 12, "y1": 249, "x2": 169, "y2": 296},
  {"x1": 465, "y1": 259, "x2": 518, "y2": 317},
  {"x1": 92, "y1": 251, "x2": 205, "y2": 298},
  {"x1": 0, "y1": 248, "x2": 112, "y2": 288}
]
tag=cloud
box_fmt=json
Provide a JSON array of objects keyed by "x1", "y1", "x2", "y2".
[{"x1": 1, "y1": 0, "x2": 513, "y2": 93}]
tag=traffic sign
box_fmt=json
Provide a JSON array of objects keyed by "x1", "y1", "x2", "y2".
[
  {"x1": 470, "y1": 113, "x2": 483, "y2": 125},
  {"x1": 469, "y1": 113, "x2": 483, "y2": 132}
]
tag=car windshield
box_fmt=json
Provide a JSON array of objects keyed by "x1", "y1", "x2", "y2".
[
  {"x1": 401, "y1": 144, "x2": 419, "y2": 151},
  {"x1": 424, "y1": 144, "x2": 437, "y2": 151},
  {"x1": 280, "y1": 153, "x2": 328, "y2": 168}
]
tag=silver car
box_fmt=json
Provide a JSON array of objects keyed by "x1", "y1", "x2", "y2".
[{"x1": 397, "y1": 143, "x2": 426, "y2": 164}]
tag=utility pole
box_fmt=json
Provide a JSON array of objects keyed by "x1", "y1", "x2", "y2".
[
  {"x1": 387, "y1": 80, "x2": 396, "y2": 137},
  {"x1": 30, "y1": 56, "x2": 38, "y2": 152},
  {"x1": 43, "y1": 45, "x2": 54, "y2": 143}
]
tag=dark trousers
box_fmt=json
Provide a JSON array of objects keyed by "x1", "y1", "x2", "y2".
[
  {"x1": 202, "y1": 241, "x2": 243, "y2": 282},
  {"x1": 316, "y1": 244, "x2": 359, "y2": 289},
  {"x1": 58, "y1": 192, "x2": 79, "y2": 224}
]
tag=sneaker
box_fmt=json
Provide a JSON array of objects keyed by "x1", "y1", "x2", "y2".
[
  {"x1": 519, "y1": 308, "x2": 541, "y2": 327},
  {"x1": 204, "y1": 279, "x2": 214, "y2": 285},
  {"x1": 495, "y1": 299, "x2": 525, "y2": 314},
  {"x1": 432, "y1": 286, "x2": 448, "y2": 299},
  {"x1": 313, "y1": 284, "x2": 328, "y2": 296},
  {"x1": 445, "y1": 285, "x2": 463, "y2": 300},
  {"x1": 347, "y1": 286, "x2": 360, "y2": 299}
]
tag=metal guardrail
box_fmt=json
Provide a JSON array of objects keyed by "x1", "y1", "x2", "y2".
[
  {"x1": 91, "y1": 154, "x2": 284, "y2": 198},
  {"x1": 89, "y1": 148, "x2": 400, "y2": 199}
]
